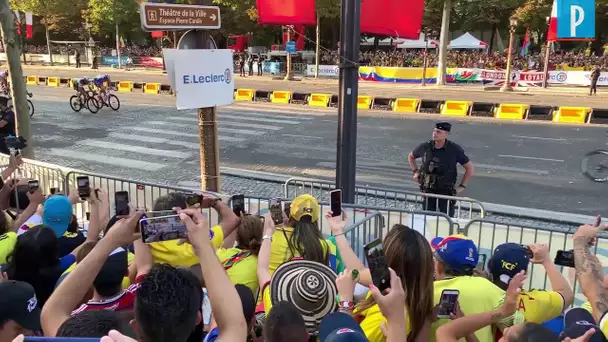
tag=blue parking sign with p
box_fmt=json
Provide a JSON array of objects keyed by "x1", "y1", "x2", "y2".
[{"x1": 557, "y1": 0, "x2": 595, "y2": 39}]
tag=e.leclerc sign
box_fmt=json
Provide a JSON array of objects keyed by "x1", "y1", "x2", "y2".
[{"x1": 140, "y1": 3, "x2": 221, "y2": 31}]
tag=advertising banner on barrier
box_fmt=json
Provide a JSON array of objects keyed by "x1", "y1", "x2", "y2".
[
  {"x1": 138, "y1": 56, "x2": 164, "y2": 68},
  {"x1": 306, "y1": 64, "x2": 340, "y2": 77},
  {"x1": 547, "y1": 70, "x2": 608, "y2": 86}
]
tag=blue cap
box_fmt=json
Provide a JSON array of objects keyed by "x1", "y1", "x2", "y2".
[
  {"x1": 319, "y1": 312, "x2": 368, "y2": 342},
  {"x1": 43, "y1": 196, "x2": 73, "y2": 237},
  {"x1": 431, "y1": 235, "x2": 479, "y2": 270},
  {"x1": 489, "y1": 243, "x2": 530, "y2": 286}
]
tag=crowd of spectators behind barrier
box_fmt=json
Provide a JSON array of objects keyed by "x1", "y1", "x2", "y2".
[
  {"x1": 0, "y1": 152, "x2": 606, "y2": 342},
  {"x1": 4, "y1": 44, "x2": 608, "y2": 70}
]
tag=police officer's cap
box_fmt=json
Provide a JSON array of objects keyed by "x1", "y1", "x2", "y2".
[{"x1": 436, "y1": 122, "x2": 452, "y2": 132}]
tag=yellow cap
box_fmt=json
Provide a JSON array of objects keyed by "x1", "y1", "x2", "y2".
[{"x1": 290, "y1": 194, "x2": 320, "y2": 223}]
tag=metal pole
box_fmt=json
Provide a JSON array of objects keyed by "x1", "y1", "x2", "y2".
[
  {"x1": 0, "y1": 0, "x2": 34, "y2": 158},
  {"x1": 501, "y1": 27, "x2": 515, "y2": 92},
  {"x1": 115, "y1": 0, "x2": 122, "y2": 69},
  {"x1": 284, "y1": 26, "x2": 293, "y2": 80},
  {"x1": 336, "y1": 0, "x2": 361, "y2": 203},
  {"x1": 422, "y1": 38, "x2": 428, "y2": 86},
  {"x1": 436, "y1": 0, "x2": 451, "y2": 86},
  {"x1": 45, "y1": 21, "x2": 53, "y2": 66},
  {"x1": 192, "y1": 0, "x2": 220, "y2": 192},
  {"x1": 314, "y1": 14, "x2": 320, "y2": 78},
  {"x1": 542, "y1": 42, "x2": 551, "y2": 88}
]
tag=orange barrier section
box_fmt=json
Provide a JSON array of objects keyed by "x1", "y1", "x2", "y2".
[
  {"x1": 392, "y1": 98, "x2": 420, "y2": 113},
  {"x1": 235, "y1": 89, "x2": 255, "y2": 101},
  {"x1": 26, "y1": 76, "x2": 37, "y2": 85},
  {"x1": 553, "y1": 107, "x2": 592, "y2": 124},
  {"x1": 46, "y1": 77, "x2": 60, "y2": 87},
  {"x1": 270, "y1": 91, "x2": 292, "y2": 104},
  {"x1": 441, "y1": 101, "x2": 472, "y2": 116},
  {"x1": 117, "y1": 81, "x2": 134, "y2": 92},
  {"x1": 144, "y1": 83, "x2": 161, "y2": 94},
  {"x1": 494, "y1": 104, "x2": 530, "y2": 120},
  {"x1": 308, "y1": 93, "x2": 332, "y2": 107},
  {"x1": 357, "y1": 96, "x2": 374, "y2": 109}
]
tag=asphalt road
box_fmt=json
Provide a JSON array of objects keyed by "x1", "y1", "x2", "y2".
[
  {"x1": 22, "y1": 65, "x2": 608, "y2": 108},
  {"x1": 16, "y1": 85, "x2": 608, "y2": 216}
]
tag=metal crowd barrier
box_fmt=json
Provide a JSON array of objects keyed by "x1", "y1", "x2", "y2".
[
  {"x1": 283, "y1": 177, "x2": 485, "y2": 220},
  {"x1": 464, "y1": 218, "x2": 599, "y2": 305},
  {"x1": 0, "y1": 154, "x2": 66, "y2": 195}
]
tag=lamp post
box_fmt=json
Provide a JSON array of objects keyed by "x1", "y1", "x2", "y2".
[
  {"x1": 501, "y1": 15, "x2": 518, "y2": 92},
  {"x1": 422, "y1": 29, "x2": 437, "y2": 86}
]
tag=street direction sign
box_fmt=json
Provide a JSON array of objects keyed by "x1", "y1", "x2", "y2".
[{"x1": 140, "y1": 3, "x2": 221, "y2": 31}]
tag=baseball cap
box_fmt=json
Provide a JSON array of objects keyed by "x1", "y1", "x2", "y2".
[
  {"x1": 320, "y1": 312, "x2": 368, "y2": 342},
  {"x1": 93, "y1": 247, "x2": 129, "y2": 291},
  {"x1": 560, "y1": 308, "x2": 608, "y2": 342},
  {"x1": 431, "y1": 234, "x2": 478, "y2": 270},
  {"x1": 489, "y1": 243, "x2": 530, "y2": 286},
  {"x1": 43, "y1": 195, "x2": 73, "y2": 237},
  {"x1": 290, "y1": 194, "x2": 320, "y2": 223},
  {"x1": 0, "y1": 281, "x2": 41, "y2": 331}
]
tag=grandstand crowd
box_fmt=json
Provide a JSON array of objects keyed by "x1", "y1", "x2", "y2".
[{"x1": 0, "y1": 152, "x2": 605, "y2": 342}]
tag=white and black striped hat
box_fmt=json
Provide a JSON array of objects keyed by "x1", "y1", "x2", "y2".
[{"x1": 270, "y1": 259, "x2": 338, "y2": 335}]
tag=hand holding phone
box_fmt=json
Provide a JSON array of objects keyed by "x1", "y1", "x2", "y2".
[
  {"x1": 437, "y1": 289, "x2": 460, "y2": 319},
  {"x1": 28, "y1": 180, "x2": 39, "y2": 193},
  {"x1": 76, "y1": 176, "x2": 90, "y2": 198},
  {"x1": 232, "y1": 194, "x2": 245, "y2": 216},
  {"x1": 554, "y1": 250, "x2": 575, "y2": 268},
  {"x1": 270, "y1": 198, "x2": 283, "y2": 225},
  {"x1": 115, "y1": 191, "x2": 130, "y2": 217},
  {"x1": 330, "y1": 189, "x2": 342, "y2": 217},
  {"x1": 140, "y1": 214, "x2": 187, "y2": 243},
  {"x1": 364, "y1": 238, "x2": 390, "y2": 292}
]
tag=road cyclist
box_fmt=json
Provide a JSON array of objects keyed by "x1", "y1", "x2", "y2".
[
  {"x1": 91, "y1": 74, "x2": 120, "y2": 111},
  {"x1": 70, "y1": 77, "x2": 100, "y2": 113}
]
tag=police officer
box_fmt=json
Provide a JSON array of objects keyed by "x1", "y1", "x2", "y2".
[{"x1": 408, "y1": 122, "x2": 475, "y2": 217}]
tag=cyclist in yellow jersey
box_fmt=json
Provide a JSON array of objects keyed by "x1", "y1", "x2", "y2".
[
  {"x1": 431, "y1": 235, "x2": 523, "y2": 342},
  {"x1": 488, "y1": 243, "x2": 573, "y2": 324}
]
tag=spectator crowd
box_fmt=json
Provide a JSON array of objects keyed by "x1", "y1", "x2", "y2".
[{"x1": 0, "y1": 151, "x2": 605, "y2": 342}]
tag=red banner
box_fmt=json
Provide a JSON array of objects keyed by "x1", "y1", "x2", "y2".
[
  {"x1": 256, "y1": 0, "x2": 316, "y2": 25},
  {"x1": 137, "y1": 56, "x2": 163, "y2": 68},
  {"x1": 360, "y1": 0, "x2": 423, "y2": 39},
  {"x1": 150, "y1": 31, "x2": 163, "y2": 38}
]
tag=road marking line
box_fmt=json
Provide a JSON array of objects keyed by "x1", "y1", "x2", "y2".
[
  {"x1": 79, "y1": 140, "x2": 193, "y2": 158},
  {"x1": 167, "y1": 117, "x2": 283, "y2": 130},
  {"x1": 511, "y1": 135, "x2": 566, "y2": 141},
  {"x1": 145, "y1": 121, "x2": 264, "y2": 135},
  {"x1": 220, "y1": 114, "x2": 300, "y2": 125},
  {"x1": 281, "y1": 134, "x2": 323, "y2": 139},
  {"x1": 225, "y1": 108, "x2": 314, "y2": 120},
  {"x1": 474, "y1": 163, "x2": 549, "y2": 175},
  {"x1": 256, "y1": 141, "x2": 334, "y2": 152},
  {"x1": 119, "y1": 127, "x2": 246, "y2": 142},
  {"x1": 108, "y1": 133, "x2": 203, "y2": 148},
  {"x1": 498, "y1": 154, "x2": 565, "y2": 162},
  {"x1": 46, "y1": 149, "x2": 167, "y2": 171}
]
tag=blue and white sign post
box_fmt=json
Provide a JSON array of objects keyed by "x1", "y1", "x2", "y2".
[{"x1": 557, "y1": 0, "x2": 595, "y2": 39}]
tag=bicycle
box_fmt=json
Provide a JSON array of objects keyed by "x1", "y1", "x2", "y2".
[
  {"x1": 582, "y1": 140, "x2": 608, "y2": 182},
  {"x1": 5, "y1": 92, "x2": 34, "y2": 117},
  {"x1": 90, "y1": 87, "x2": 120, "y2": 111},
  {"x1": 70, "y1": 89, "x2": 99, "y2": 114}
]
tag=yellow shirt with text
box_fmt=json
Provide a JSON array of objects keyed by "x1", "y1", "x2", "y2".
[
  {"x1": 432, "y1": 276, "x2": 524, "y2": 342},
  {"x1": 149, "y1": 225, "x2": 224, "y2": 267},
  {"x1": 517, "y1": 290, "x2": 565, "y2": 323},
  {"x1": 216, "y1": 247, "x2": 259, "y2": 296},
  {"x1": 268, "y1": 226, "x2": 337, "y2": 275},
  {"x1": 0, "y1": 232, "x2": 17, "y2": 264},
  {"x1": 356, "y1": 292, "x2": 411, "y2": 342}
]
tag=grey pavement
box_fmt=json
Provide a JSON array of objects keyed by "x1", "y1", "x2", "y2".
[
  {"x1": 20, "y1": 86, "x2": 608, "y2": 219},
  {"x1": 21, "y1": 65, "x2": 608, "y2": 108}
]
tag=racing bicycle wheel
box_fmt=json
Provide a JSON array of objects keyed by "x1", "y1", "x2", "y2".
[
  {"x1": 107, "y1": 95, "x2": 120, "y2": 111},
  {"x1": 87, "y1": 97, "x2": 100, "y2": 114},
  {"x1": 27, "y1": 99, "x2": 34, "y2": 117},
  {"x1": 69, "y1": 95, "x2": 83, "y2": 112},
  {"x1": 582, "y1": 149, "x2": 608, "y2": 182}
]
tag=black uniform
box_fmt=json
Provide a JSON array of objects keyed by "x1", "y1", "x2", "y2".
[{"x1": 412, "y1": 139, "x2": 469, "y2": 217}]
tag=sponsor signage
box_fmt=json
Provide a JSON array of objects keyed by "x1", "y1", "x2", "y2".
[
  {"x1": 140, "y1": 3, "x2": 221, "y2": 31},
  {"x1": 165, "y1": 49, "x2": 234, "y2": 110},
  {"x1": 306, "y1": 64, "x2": 340, "y2": 77}
]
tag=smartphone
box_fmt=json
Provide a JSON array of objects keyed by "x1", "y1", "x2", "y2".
[
  {"x1": 76, "y1": 176, "x2": 90, "y2": 198},
  {"x1": 554, "y1": 250, "x2": 575, "y2": 268},
  {"x1": 186, "y1": 194, "x2": 203, "y2": 207},
  {"x1": 476, "y1": 254, "x2": 487, "y2": 271},
  {"x1": 437, "y1": 289, "x2": 460, "y2": 319},
  {"x1": 283, "y1": 201, "x2": 292, "y2": 218},
  {"x1": 50, "y1": 187, "x2": 58, "y2": 195},
  {"x1": 140, "y1": 214, "x2": 187, "y2": 243},
  {"x1": 115, "y1": 191, "x2": 130, "y2": 217},
  {"x1": 232, "y1": 194, "x2": 245, "y2": 216},
  {"x1": 364, "y1": 238, "x2": 390, "y2": 292},
  {"x1": 270, "y1": 198, "x2": 283, "y2": 225},
  {"x1": 4, "y1": 136, "x2": 20, "y2": 151},
  {"x1": 28, "y1": 180, "x2": 39, "y2": 192},
  {"x1": 330, "y1": 189, "x2": 342, "y2": 217}
]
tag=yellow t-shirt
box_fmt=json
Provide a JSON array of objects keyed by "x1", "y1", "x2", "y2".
[
  {"x1": 149, "y1": 225, "x2": 224, "y2": 267},
  {"x1": 517, "y1": 290, "x2": 565, "y2": 323},
  {"x1": 432, "y1": 276, "x2": 524, "y2": 342},
  {"x1": 216, "y1": 247, "x2": 259, "y2": 296},
  {"x1": 62, "y1": 251, "x2": 136, "y2": 289},
  {"x1": 356, "y1": 292, "x2": 411, "y2": 342},
  {"x1": 582, "y1": 301, "x2": 593, "y2": 313},
  {"x1": 0, "y1": 232, "x2": 17, "y2": 264},
  {"x1": 268, "y1": 226, "x2": 337, "y2": 275},
  {"x1": 599, "y1": 311, "x2": 608, "y2": 338}
]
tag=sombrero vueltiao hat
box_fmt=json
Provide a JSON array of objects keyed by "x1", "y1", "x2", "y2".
[{"x1": 270, "y1": 259, "x2": 338, "y2": 335}]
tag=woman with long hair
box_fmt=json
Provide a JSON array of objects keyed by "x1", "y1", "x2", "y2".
[
  {"x1": 216, "y1": 214, "x2": 264, "y2": 295},
  {"x1": 328, "y1": 216, "x2": 435, "y2": 342},
  {"x1": 4, "y1": 225, "x2": 78, "y2": 307}
]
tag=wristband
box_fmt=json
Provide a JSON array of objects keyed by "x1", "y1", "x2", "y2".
[{"x1": 262, "y1": 234, "x2": 273, "y2": 241}]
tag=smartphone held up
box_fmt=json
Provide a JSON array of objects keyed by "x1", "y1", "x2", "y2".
[
  {"x1": 330, "y1": 189, "x2": 342, "y2": 217},
  {"x1": 364, "y1": 238, "x2": 390, "y2": 292},
  {"x1": 140, "y1": 214, "x2": 187, "y2": 244}
]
